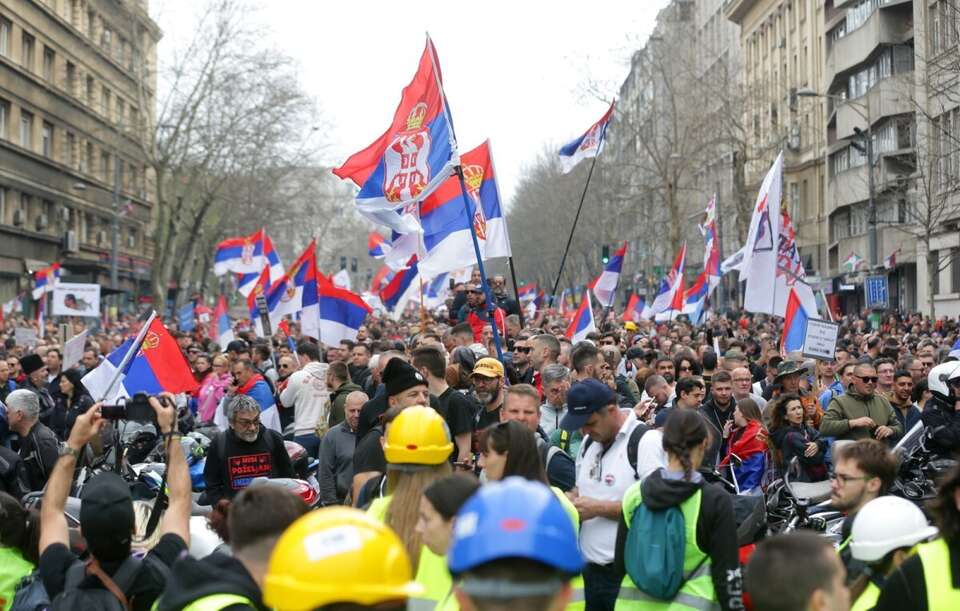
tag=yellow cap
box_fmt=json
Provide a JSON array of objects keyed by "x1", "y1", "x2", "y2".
[
  {"x1": 263, "y1": 507, "x2": 423, "y2": 610},
  {"x1": 383, "y1": 405, "x2": 454, "y2": 465},
  {"x1": 624, "y1": 321, "x2": 638, "y2": 332},
  {"x1": 471, "y1": 357, "x2": 505, "y2": 379}
]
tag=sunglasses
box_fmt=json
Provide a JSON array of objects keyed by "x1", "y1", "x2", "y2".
[
  {"x1": 514, "y1": 346, "x2": 531, "y2": 353},
  {"x1": 855, "y1": 375, "x2": 878, "y2": 383}
]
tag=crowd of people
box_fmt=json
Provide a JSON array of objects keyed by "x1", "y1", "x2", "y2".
[{"x1": 0, "y1": 299, "x2": 959, "y2": 610}]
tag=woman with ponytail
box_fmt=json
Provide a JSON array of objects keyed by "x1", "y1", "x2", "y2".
[
  {"x1": 0, "y1": 491, "x2": 39, "y2": 610},
  {"x1": 613, "y1": 409, "x2": 743, "y2": 611}
]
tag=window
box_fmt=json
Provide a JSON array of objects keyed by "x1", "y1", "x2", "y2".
[
  {"x1": 19, "y1": 111, "x2": 33, "y2": 149},
  {"x1": 788, "y1": 182, "x2": 800, "y2": 222},
  {"x1": 100, "y1": 26, "x2": 111, "y2": 52},
  {"x1": 100, "y1": 150, "x2": 110, "y2": 181},
  {"x1": 19, "y1": 193, "x2": 29, "y2": 225},
  {"x1": 41, "y1": 121, "x2": 52, "y2": 158},
  {"x1": 83, "y1": 141, "x2": 92, "y2": 173},
  {"x1": 42, "y1": 46, "x2": 54, "y2": 81},
  {"x1": 0, "y1": 16, "x2": 10, "y2": 57},
  {"x1": 86, "y1": 10, "x2": 94, "y2": 38},
  {"x1": 21, "y1": 32, "x2": 35, "y2": 71},
  {"x1": 86, "y1": 75, "x2": 94, "y2": 104},
  {"x1": 101, "y1": 86, "x2": 110, "y2": 118},
  {"x1": 0, "y1": 186, "x2": 6, "y2": 224},
  {"x1": 953, "y1": 249, "x2": 960, "y2": 294},
  {"x1": 65, "y1": 61, "x2": 75, "y2": 94},
  {"x1": 64, "y1": 0, "x2": 74, "y2": 26},
  {"x1": 0, "y1": 99, "x2": 7, "y2": 140},
  {"x1": 116, "y1": 98, "x2": 125, "y2": 126},
  {"x1": 65, "y1": 131, "x2": 75, "y2": 167}
]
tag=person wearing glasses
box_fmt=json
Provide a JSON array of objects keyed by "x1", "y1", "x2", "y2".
[
  {"x1": 820, "y1": 363, "x2": 902, "y2": 444},
  {"x1": 829, "y1": 439, "x2": 898, "y2": 584},
  {"x1": 203, "y1": 394, "x2": 296, "y2": 505}
]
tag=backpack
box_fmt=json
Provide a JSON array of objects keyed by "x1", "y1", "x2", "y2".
[
  {"x1": 9, "y1": 571, "x2": 50, "y2": 611},
  {"x1": 580, "y1": 422, "x2": 650, "y2": 480},
  {"x1": 623, "y1": 489, "x2": 708, "y2": 600},
  {"x1": 50, "y1": 555, "x2": 147, "y2": 611}
]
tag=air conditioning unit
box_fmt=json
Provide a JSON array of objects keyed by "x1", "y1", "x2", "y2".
[
  {"x1": 35, "y1": 214, "x2": 49, "y2": 231},
  {"x1": 59, "y1": 207, "x2": 71, "y2": 223},
  {"x1": 96, "y1": 230, "x2": 107, "y2": 246},
  {"x1": 63, "y1": 230, "x2": 79, "y2": 252},
  {"x1": 12, "y1": 210, "x2": 24, "y2": 226}
]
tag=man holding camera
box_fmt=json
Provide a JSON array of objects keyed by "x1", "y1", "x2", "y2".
[{"x1": 204, "y1": 394, "x2": 295, "y2": 505}]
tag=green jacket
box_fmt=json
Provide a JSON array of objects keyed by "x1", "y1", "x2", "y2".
[
  {"x1": 328, "y1": 382, "x2": 362, "y2": 428},
  {"x1": 820, "y1": 388, "x2": 903, "y2": 441}
]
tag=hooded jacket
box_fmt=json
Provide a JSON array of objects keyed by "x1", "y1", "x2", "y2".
[
  {"x1": 279, "y1": 361, "x2": 330, "y2": 436},
  {"x1": 820, "y1": 387, "x2": 902, "y2": 441},
  {"x1": 614, "y1": 469, "x2": 743, "y2": 611},
  {"x1": 155, "y1": 552, "x2": 266, "y2": 611}
]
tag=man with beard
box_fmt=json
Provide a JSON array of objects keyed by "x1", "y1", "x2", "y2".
[
  {"x1": 471, "y1": 358, "x2": 506, "y2": 442},
  {"x1": 512, "y1": 334, "x2": 535, "y2": 385},
  {"x1": 654, "y1": 357, "x2": 676, "y2": 387},
  {"x1": 18, "y1": 354, "x2": 55, "y2": 426},
  {"x1": 348, "y1": 343, "x2": 373, "y2": 391},
  {"x1": 699, "y1": 370, "x2": 737, "y2": 470},
  {"x1": 830, "y1": 439, "x2": 897, "y2": 583},
  {"x1": 203, "y1": 395, "x2": 296, "y2": 505},
  {"x1": 821, "y1": 363, "x2": 902, "y2": 444}
]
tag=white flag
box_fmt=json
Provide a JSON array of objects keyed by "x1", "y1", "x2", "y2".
[{"x1": 740, "y1": 152, "x2": 783, "y2": 315}]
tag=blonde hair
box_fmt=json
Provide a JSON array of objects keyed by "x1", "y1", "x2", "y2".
[{"x1": 385, "y1": 461, "x2": 452, "y2": 571}]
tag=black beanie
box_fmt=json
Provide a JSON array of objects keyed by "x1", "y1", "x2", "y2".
[{"x1": 383, "y1": 358, "x2": 426, "y2": 398}]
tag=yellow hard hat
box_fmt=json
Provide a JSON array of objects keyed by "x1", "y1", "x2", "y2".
[
  {"x1": 263, "y1": 507, "x2": 423, "y2": 610},
  {"x1": 624, "y1": 321, "x2": 638, "y2": 332},
  {"x1": 383, "y1": 405, "x2": 453, "y2": 466}
]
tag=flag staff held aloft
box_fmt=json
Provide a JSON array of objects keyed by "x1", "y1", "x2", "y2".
[{"x1": 551, "y1": 101, "x2": 615, "y2": 303}]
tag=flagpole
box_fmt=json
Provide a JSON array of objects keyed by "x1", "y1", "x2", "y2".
[
  {"x1": 99, "y1": 310, "x2": 157, "y2": 402},
  {"x1": 425, "y1": 33, "x2": 504, "y2": 362},
  {"x1": 487, "y1": 139, "x2": 525, "y2": 329},
  {"x1": 508, "y1": 257, "x2": 525, "y2": 328}
]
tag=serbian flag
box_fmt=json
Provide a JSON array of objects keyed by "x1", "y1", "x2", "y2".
[
  {"x1": 418, "y1": 140, "x2": 512, "y2": 277},
  {"x1": 368, "y1": 232, "x2": 391, "y2": 258},
  {"x1": 590, "y1": 242, "x2": 627, "y2": 308},
  {"x1": 518, "y1": 283, "x2": 538, "y2": 302},
  {"x1": 32, "y1": 263, "x2": 61, "y2": 300},
  {"x1": 263, "y1": 241, "x2": 320, "y2": 340},
  {"x1": 246, "y1": 266, "x2": 272, "y2": 324},
  {"x1": 682, "y1": 271, "x2": 711, "y2": 325},
  {"x1": 649, "y1": 243, "x2": 687, "y2": 316},
  {"x1": 565, "y1": 290, "x2": 596, "y2": 343},
  {"x1": 215, "y1": 228, "x2": 284, "y2": 281},
  {"x1": 623, "y1": 293, "x2": 646, "y2": 322},
  {"x1": 333, "y1": 36, "x2": 458, "y2": 233},
  {"x1": 318, "y1": 276, "x2": 372, "y2": 346},
  {"x1": 781, "y1": 287, "x2": 810, "y2": 355},
  {"x1": 379, "y1": 255, "x2": 421, "y2": 317},
  {"x1": 82, "y1": 315, "x2": 199, "y2": 402},
  {"x1": 212, "y1": 295, "x2": 234, "y2": 347},
  {"x1": 370, "y1": 264, "x2": 394, "y2": 293},
  {"x1": 884, "y1": 248, "x2": 901, "y2": 270},
  {"x1": 558, "y1": 101, "x2": 615, "y2": 174}
]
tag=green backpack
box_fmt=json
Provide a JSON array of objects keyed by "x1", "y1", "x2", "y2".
[{"x1": 624, "y1": 491, "x2": 707, "y2": 600}]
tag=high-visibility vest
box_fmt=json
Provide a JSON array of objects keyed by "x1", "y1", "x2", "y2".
[
  {"x1": 550, "y1": 486, "x2": 585, "y2": 611},
  {"x1": 0, "y1": 547, "x2": 34, "y2": 611},
  {"x1": 180, "y1": 593, "x2": 256, "y2": 611},
  {"x1": 917, "y1": 538, "x2": 960, "y2": 610},
  {"x1": 850, "y1": 581, "x2": 880, "y2": 611},
  {"x1": 368, "y1": 496, "x2": 453, "y2": 611},
  {"x1": 614, "y1": 482, "x2": 718, "y2": 610}
]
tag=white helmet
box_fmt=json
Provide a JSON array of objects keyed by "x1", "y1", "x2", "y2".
[
  {"x1": 927, "y1": 362, "x2": 960, "y2": 401},
  {"x1": 850, "y1": 496, "x2": 939, "y2": 562}
]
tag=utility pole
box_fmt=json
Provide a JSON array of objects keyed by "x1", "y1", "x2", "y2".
[{"x1": 714, "y1": 178, "x2": 725, "y2": 314}]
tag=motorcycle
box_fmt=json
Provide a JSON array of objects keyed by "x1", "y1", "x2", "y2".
[
  {"x1": 765, "y1": 458, "x2": 844, "y2": 546},
  {"x1": 891, "y1": 422, "x2": 958, "y2": 508}
]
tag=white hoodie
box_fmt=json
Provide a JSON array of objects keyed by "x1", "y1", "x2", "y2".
[{"x1": 279, "y1": 361, "x2": 330, "y2": 436}]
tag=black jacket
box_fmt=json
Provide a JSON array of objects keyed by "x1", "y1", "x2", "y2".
[
  {"x1": 0, "y1": 444, "x2": 29, "y2": 500},
  {"x1": 614, "y1": 470, "x2": 743, "y2": 611},
  {"x1": 19, "y1": 421, "x2": 60, "y2": 492},
  {"x1": 19, "y1": 380, "x2": 56, "y2": 425},
  {"x1": 156, "y1": 552, "x2": 266, "y2": 611},
  {"x1": 920, "y1": 398, "x2": 960, "y2": 457},
  {"x1": 49, "y1": 392, "x2": 95, "y2": 441},
  {"x1": 203, "y1": 428, "x2": 295, "y2": 505},
  {"x1": 699, "y1": 398, "x2": 736, "y2": 471}
]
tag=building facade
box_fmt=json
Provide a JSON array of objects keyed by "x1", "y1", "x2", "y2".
[{"x1": 0, "y1": 0, "x2": 160, "y2": 310}]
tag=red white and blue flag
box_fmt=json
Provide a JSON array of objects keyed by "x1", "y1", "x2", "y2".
[
  {"x1": 417, "y1": 140, "x2": 512, "y2": 277},
  {"x1": 649, "y1": 243, "x2": 687, "y2": 317},
  {"x1": 212, "y1": 295, "x2": 234, "y2": 347},
  {"x1": 565, "y1": 290, "x2": 596, "y2": 343},
  {"x1": 379, "y1": 255, "x2": 421, "y2": 317},
  {"x1": 518, "y1": 283, "x2": 538, "y2": 303},
  {"x1": 261, "y1": 241, "x2": 321, "y2": 340},
  {"x1": 781, "y1": 286, "x2": 811, "y2": 355},
  {"x1": 333, "y1": 37, "x2": 458, "y2": 233},
  {"x1": 558, "y1": 102, "x2": 615, "y2": 174},
  {"x1": 32, "y1": 263, "x2": 61, "y2": 300},
  {"x1": 318, "y1": 276, "x2": 372, "y2": 345},
  {"x1": 215, "y1": 229, "x2": 284, "y2": 284},
  {"x1": 245, "y1": 267, "x2": 272, "y2": 330},
  {"x1": 82, "y1": 315, "x2": 199, "y2": 401},
  {"x1": 590, "y1": 242, "x2": 627, "y2": 308},
  {"x1": 682, "y1": 272, "x2": 712, "y2": 325},
  {"x1": 368, "y1": 232, "x2": 392, "y2": 258},
  {"x1": 623, "y1": 293, "x2": 648, "y2": 322}
]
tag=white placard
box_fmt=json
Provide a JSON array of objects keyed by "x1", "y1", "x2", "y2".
[
  {"x1": 802, "y1": 318, "x2": 840, "y2": 361},
  {"x1": 14, "y1": 327, "x2": 37, "y2": 347},
  {"x1": 62, "y1": 329, "x2": 89, "y2": 369},
  {"x1": 52, "y1": 283, "x2": 101, "y2": 318}
]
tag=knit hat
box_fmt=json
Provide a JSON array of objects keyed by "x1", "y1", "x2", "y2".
[
  {"x1": 383, "y1": 358, "x2": 427, "y2": 398},
  {"x1": 19, "y1": 354, "x2": 45, "y2": 376}
]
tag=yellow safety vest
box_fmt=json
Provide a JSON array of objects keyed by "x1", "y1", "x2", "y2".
[
  {"x1": 550, "y1": 487, "x2": 586, "y2": 611},
  {"x1": 151, "y1": 592, "x2": 255, "y2": 611},
  {"x1": 0, "y1": 547, "x2": 34, "y2": 611},
  {"x1": 614, "y1": 482, "x2": 718, "y2": 611},
  {"x1": 369, "y1": 496, "x2": 453, "y2": 611},
  {"x1": 917, "y1": 538, "x2": 960, "y2": 610},
  {"x1": 850, "y1": 581, "x2": 880, "y2": 611}
]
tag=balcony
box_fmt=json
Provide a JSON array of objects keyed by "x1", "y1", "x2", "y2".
[
  {"x1": 825, "y1": 7, "x2": 912, "y2": 89},
  {"x1": 835, "y1": 74, "x2": 914, "y2": 139}
]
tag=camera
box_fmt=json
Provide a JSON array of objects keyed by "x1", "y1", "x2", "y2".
[{"x1": 101, "y1": 392, "x2": 168, "y2": 422}]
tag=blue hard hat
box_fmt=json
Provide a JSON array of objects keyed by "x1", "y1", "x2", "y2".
[{"x1": 447, "y1": 477, "x2": 584, "y2": 576}]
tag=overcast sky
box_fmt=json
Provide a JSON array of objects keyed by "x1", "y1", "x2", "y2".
[{"x1": 151, "y1": 0, "x2": 670, "y2": 204}]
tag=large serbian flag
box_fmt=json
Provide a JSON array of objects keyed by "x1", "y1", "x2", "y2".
[
  {"x1": 565, "y1": 290, "x2": 596, "y2": 343},
  {"x1": 215, "y1": 228, "x2": 284, "y2": 281},
  {"x1": 781, "y1": 287, "x2": 811, "y2": 355},
  {"x1": 649, "y1": 243, "x2": 687, "y2": 317},
  {"x1": 333, "y1": 36, "x2": 458, "y2": 233},
  {"x1": 558, "y1": 102, "x2": 615, "y2": 174},
  {"x1": 32, "y1": 263, "x2": 61, "y2": 300},
  {"x1": 590, "y1": 242, "x2": 627, "y2": 308}
]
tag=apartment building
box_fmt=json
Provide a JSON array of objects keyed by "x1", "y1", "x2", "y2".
[{"x1": 0, "y1": 0, "x2": 160, "y2": 304}]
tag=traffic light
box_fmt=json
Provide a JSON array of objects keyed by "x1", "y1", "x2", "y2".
[
  {"x1": 350, "y1": 257, "x2": 358, "y2": 272},
  {"x1": 339, "y1": 256, "x2": 347, "y2": 270},
  {"x1": 601, "y1": 245, "x2": 610, "y2": 264}
]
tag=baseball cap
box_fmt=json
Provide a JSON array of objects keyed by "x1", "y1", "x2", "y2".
[
  {"x1": 559, "y1": 378, "x2": 617, "y2": 431},
  {"x1": 624, "y1": 321, "x2": 638, "y2": 332},
  {"x1": 471, "y1": 358, "x2": 504, "y2": 379},
  {"x1": 80, "y1": 472, "x2": 136, "y2": 562}
]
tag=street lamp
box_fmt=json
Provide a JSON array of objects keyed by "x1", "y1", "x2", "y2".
[{"x1": 796, "y1": 87, "x2": 877, "y2": 270}]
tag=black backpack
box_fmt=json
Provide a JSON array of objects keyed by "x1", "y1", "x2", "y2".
[
  {"x1": 580, "y1": 422, "x2": 651, "y2": 480},
  {"x1": 50, "y1": 555, "x2": 166, "y2": 611}
]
